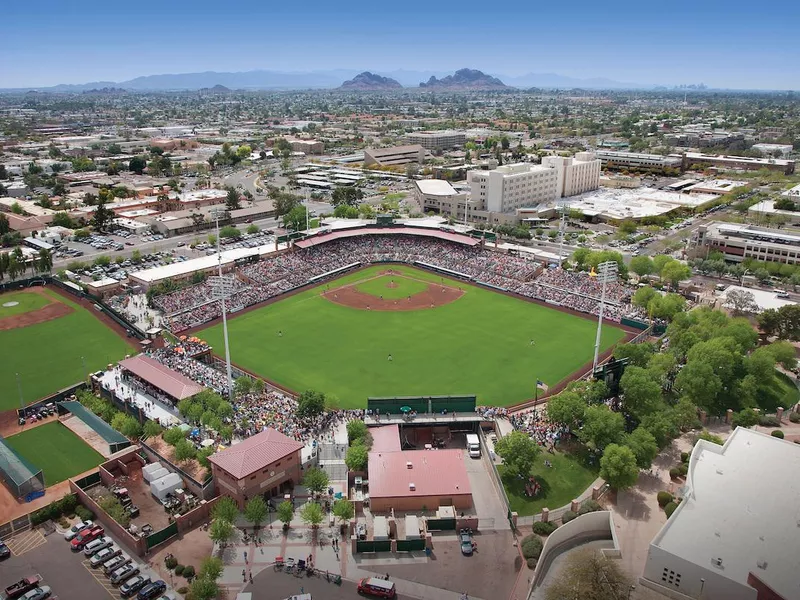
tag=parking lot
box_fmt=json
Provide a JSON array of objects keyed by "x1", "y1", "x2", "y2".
[{"x1": 246, "y1": 569, "x2": 403, "y2": 600}]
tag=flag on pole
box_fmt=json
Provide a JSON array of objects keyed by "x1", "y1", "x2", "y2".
[
  {"x1": 589, "y1": 267, "x2": 597, "y2": 277},
  {"x1": 536, "y1": 380, "x2": 549, "y2": 392}
]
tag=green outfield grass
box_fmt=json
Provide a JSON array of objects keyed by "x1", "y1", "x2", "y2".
[
  {"x1": 199, "y1": 265, "x2": 627, "y2": 408},
  {"x1": 5, "y1": 421, "x2": 105, "y2": 486},
  {"x1": 0, "y1": 291, "x2": 51, "y2": 317},
  {"x1": 355, "y1": 274, "x2": 428, "y2": 299},
  {"x1": 0, "y1": 289, "x2": 133, "y2": 410}
]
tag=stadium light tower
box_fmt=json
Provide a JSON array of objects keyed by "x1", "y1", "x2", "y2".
[
  {"x1": 557, "y1": 204, "x2": 567, "y2": 266},
  {"x1": 592, "y1": 260, "x2": 618, "y2": 371},
  {"x1": 209, "y1": 208, "x2": 235, "y2": 402}
]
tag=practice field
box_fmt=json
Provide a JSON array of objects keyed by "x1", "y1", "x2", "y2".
[
  {"x1": 199, "y1": 265, "x2": 627, "y2": 407},
  {"x1": 5, "y1": 421, "x2": 104, "y2": 486},
  {"x1": 0, "y1": 288, "x2": 133, "y2": 410},
  {"x1": 0, "y1": 291, "x2": 51, "y2": 317}
]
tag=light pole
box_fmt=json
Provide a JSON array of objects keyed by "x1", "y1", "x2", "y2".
[
  {"x1": 210, "y1": 208, "x2": 235, "y2": 402},
  {"x1": 557, "y1": 205, "x2": 567, "y2": 266},
  {"x1": 740, "y1": 268, "x2": 750, "y2": 287},
  {"x1": 593, "y1": 260, "x2": 618, "y2": 371},
  {"x1": 16, "y1": 373, "x2": 24, "y2": 412}
]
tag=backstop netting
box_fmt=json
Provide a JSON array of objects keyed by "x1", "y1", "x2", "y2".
[
  {"x1": 0, "y1": 435, "x2": 45, "y2": 500},
  {"x1": 59, "y1": 401, "x2": 131, "y2": 454}
]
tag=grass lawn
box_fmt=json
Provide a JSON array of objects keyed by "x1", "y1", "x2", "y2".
[
  {"x1": 760, "y1": 371, "x2": 800, "y2": 412},
  {"x1": 355, "y1": 274, "x2": 429, "y2": 300},
  {"x1": 0, "y1": 289, "x2": 133, "y2": 410},
  {"x1": 500, "y1": 448, "x2": 599, "y2": 517},
  {"x1": 5, "y1": 421, "x2": 105, "y2": 486},
  {"x1": 0, "y1": 291, "x2": 51, "y2": 317},
  {"x1": 199, "y1": 265, "x2": 626, "y2": 407}
]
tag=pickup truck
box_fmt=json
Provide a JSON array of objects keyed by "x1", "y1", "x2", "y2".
[{"x1": 5, "y1": 576, "x2": 42, "y2": 599}]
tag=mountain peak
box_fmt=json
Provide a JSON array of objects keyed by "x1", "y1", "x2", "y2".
[
  {"x1": 419, "y1": 68, "x2": 508, "y2": 90},
  {"x1": 339, "y1": 71, "x2": 403, "y2": 90}
]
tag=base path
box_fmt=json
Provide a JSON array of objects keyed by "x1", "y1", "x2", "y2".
[
  {"x1": 321, "y1": 270, "x2": 465, "y2": 311},
  {"x1": 0, "y1": 287, "x2": 73, "y2": 331}
]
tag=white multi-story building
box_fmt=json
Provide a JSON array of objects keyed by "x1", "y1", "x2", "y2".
[
  {"x1": 468, "y1": 163, "x2": 559, "y2": 213},
  {"x1": 405, "y1": 130, "x2": 466, "y2": 151},
  {"x1": 642, "y1": 427, "x2": 799, "y2": 600},
  {"x1": 541, "y1": 152, "x2": 602, "y2": 197}
]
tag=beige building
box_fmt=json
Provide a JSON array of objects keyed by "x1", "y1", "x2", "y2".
[
  {"x1": 414, "y1": 179, "x2": 467, "y2": 218},
  {"x1": 468, "y1": 163, "x2": 559, "y2": 213},
  {"x1": 364, "y1": 145, "x2": 425, "y2": 167},
  {"x1": 406, "y1": 130, "x2": 466, "y2": 151},
  {"x1": 288, "y1": 139, "x2": 324, "y2": 154},
  {"x1": 541, "y1": 152, "x2": 602, "y2": 197},
  {"x1": 695, "y1": 222, "x2": 800, "y2": 264}
]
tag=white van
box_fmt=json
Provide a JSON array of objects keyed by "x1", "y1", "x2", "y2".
[{"x1": 466, "y1": 434, "x2": 481, "y2": 459}]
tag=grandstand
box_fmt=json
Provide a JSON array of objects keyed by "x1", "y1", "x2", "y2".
[{"x1": 0, "y1": 435, "x2": 45, "y2": 502}]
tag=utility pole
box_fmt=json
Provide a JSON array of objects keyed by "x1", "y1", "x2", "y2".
[
  {"x1": 210, "y1": 208, "x2": 235, "y2": 402},
  {"x1": 593, "y1": 261, "x2": 618, "y2": 371},
  {"x1": 16, "y1": 372, "x2": 24, "y2": 411}
]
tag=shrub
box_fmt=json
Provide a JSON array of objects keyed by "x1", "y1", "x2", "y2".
[
  {"x1": 526, "y1": 557, "x2": 538, "y2": 569},
  {"x1": 669, "y1": 467, "x2": 680, "y2": 480},
  {"x1": 577, "y1": 499, "x2": 602, "y2": 515},
  {"x1": 657, "y1": 491, "x2": 674, "y2": 508},
  {"x1": 58, "y1": 517, "x2": 70, "y2": 528},
  {"x1": 759, "y1": 415, "x2": 780, "y2": 427},
  {"x1": 680, "y1": 452, "x2": 690, "y2": 463},
  {"x1": 771, "y1": 430, "x2": 785, "y2": 439},
  {"x1": 664, "y1": 502, "x2": 678, "y2": 518},
  {"x1": 520, "y1": 534, "x2": 543, "y2": 560},
  {"x1": 174, "y1": 565, "x2": 185, "y2": 576},
  {"x1": 182, "y1": 565, "x2": 195, "y2": 579},
  {"x1": 165, "y1": 556, "x2": 178, "y2": 570},
  {"x1": 676, "y1": 463, "x2": 688, "y2": 476},
  {"x1": 177, "y1": 587, "x2": 189, "y2": 595},
  {"x1": 789, "y1": 412, "x2": 800, "y2": 423},
  {"x1": 561, "y1": 510, "x2": 578, "y2": 524},
  {"x1": 532, "y1": 521, "x2": 558, "y2": 535},
  {"x1": 75, "y1": 505, "x2": 94, "y2": 521}
]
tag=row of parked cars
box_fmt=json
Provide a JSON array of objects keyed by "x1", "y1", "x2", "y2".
[
  {"x1": 3, "y1": 575, "x2": 51, "y2": 600},
  {"x1": 64, "y1": 520, "x2": 170, "y2": 600}
]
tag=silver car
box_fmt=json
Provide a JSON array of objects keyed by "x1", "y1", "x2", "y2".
[
  {"x1": 64, "y1": 520, "x2": 93, "y2": 541},
  {"x1": 110, "y1": 563, "x2": 139, "y2": 585},
  {"x1": 83, "y1": 536, "x2": 111, "y2": 557},
  {"x1": 89, "y1": 545, "x2": 119, "y2": 567}
]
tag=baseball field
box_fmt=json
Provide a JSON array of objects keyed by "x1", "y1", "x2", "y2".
[
  {"x1": 0, "y1": 287, "x2": 133, "y2": 410},
  {"x1": 199, "y1": 265, "x2": 628, "y2": 407},
  {"x1": 4, "y1": 421, "x2": 105, "y2": 486}
]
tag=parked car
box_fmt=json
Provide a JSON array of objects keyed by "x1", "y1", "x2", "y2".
[
  {"x1": 71, "y1": 525, "x2": 104, "y2": 551},
  {"x1": 64, "y1": 519, "x2": 93, "y2": 541},
  {"x1": 120, "y1": 575, "x2": 151, "y2": 598},
  {"x1": 459, "y1": 528, "x2": 475, "y2": 556},
  {"x1": 5, "y1": 576, "x2": 42, "y2": 599},
  {"x1": 0, "y1": 539, "x2": 10, "y2": 559},
  {"x1": 110, "y1": 563, "x2": 140, "y2": 585},
  {"x1": 102, "y1": 552, "x2": 130, "y2": 574},
  {"x1": 90, "y1": 545, "x2": 120, "y2": 567},
  {"x1": 83, "y1": 536, "x2": 112, "y2": 557},
  {"x1": 357, "y1": 577, "x2": 397, "y2": 598},
  {"x1": 137, "y1": 581, "x2": 167, "y2": 600},
  {"x1": 19, "y1": 587, "x2": 51, "y2": 600}
]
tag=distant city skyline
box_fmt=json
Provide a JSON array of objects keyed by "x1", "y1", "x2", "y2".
[{"x1": 2, "y1": 0, "x2": 799, "y2": 90}]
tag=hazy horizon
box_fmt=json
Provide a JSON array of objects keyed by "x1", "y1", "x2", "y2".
[{"x1": 2, "y1": 0, "x2": 799, "y2": 89}]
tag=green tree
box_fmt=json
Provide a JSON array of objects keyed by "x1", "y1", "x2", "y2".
[
  {"x1": 174, "y1": 438, "x2": 197, "y2": 463},
  {"x1": 622, "y1": 427, "x2": 659, "y2": 469},
  {"x1": 52, "y1": 212, "x2": 76, "y2": 228},
  {"x1": 0, "y1": 213, "x2": 9, "y2": 235},
  {"x1": 162, "y1": 426, "x2": 186, "y2": 445},
  {"x1": 141, "y1": 420, "x2": 163, "y2": 440},
  {"x1": 545, "y1": 392, "x2": 586, "y2": 430},
  {"x1": 572, "y1": 247, "x2": 590, "y2": 268},
  {"x1": 297, "y1": 389, "x2": 325, "y2": 418},
  {"x1": 346, "y1": 444, "x2": 369, "y2": 471},
  {"x1": 302, "y1": 467, "x2": 330, "y2": 496},
  {"x1": 764, "y1": 340, "x2": 797, "y2": 370},
  {"x1": 212, "y1": 496, "x2": 240, "y2": 524},
  {"x1": 282, "y1": 204, "x2": 308, "y2": 231},
  {"x1": 619, "y1": 366, "x2": 663, "y2": 418},
  {"x1": 544, "y1": 548, "x2": 633, "y2": 600},
  {"x1": 629, "y1": 255, "x2": 654, "y2": 277},
  {"x1": 331, "y1": 186, "x2": 364, "y2": 207},
  {"x1": 300, "y1": 502, "x2": 324, "y2": 527},
  {"x1": 599, "y1": 444, "x2": 640, "y2": 490},
  {"x1": 91, "y1": 199, "x2": 115, "y2": 231},
  {"x1": 578, "y1": 405, "x2": 625, "y2": 452},
  {"x1": 731, "y1": 408, "x2": 760, "y2": 429},
  {"x1": 640, "y1": 409, "x2": 680, "y2": 447},
  {"x1": 118, "y1": 415, "x2": 142, "y2": 439},
  {"x1": 660, "y1": 260, "x2": 691, "y2": 287},
  {"x1": 757, "y1": 309, "x2": 781, "y2": 337},
  {"x1": 346, "y1": 419, "x2": 369, "y2": 444},
  {"x1": 129, "y1": 156, "x2": 147, "y2": 174},
  {"x1": 219, "y1": 225, "x2": 242, "y2": 239},
  {"x1": 234, "y1": 376, "x2": 253, "y2": 397},
  {"x1": 244, "y1": 496, "x2": 268, "y2": 528},
  {"x1": 208, "y1": 518, "x2": 236, "y2": 547},
  {"x1": 332, "y1": 498, "x2": 355, "y2": 525},
  {"x1": 494, "y1": 430, "x2": 541, "y2": 479},
  {"x1": 613, "y1": 342, "x2": 655, "y2": 367},
  {"x1": 649, "y1": 293, "x2": 686, "y2": 321},
  {"x1": 246, "y1": 223, "x2": 260, "y2": 234},
  {"x1": 632, "y1": 286, "x2": 658, "y2": 310},
  {"x1": 276, "y1": 500, "x2": 294, "y2": 527},
  {"x1": 673, "y1": 398, "x2": 698, "y2": 431},
  {"x1": 225, "y1": 186, "x2": 241, "y2": 210},
  {"x1": 198, "y1": 556, "x2": 224, "y2": 582}
]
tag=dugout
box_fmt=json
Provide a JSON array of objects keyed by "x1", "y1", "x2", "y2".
[
  {"x1": 0, "y1": 436, "x2": 45, "y2": 501},
  {"x1": 367, "y1": 395, "x2": 477, "y2": 416},
  {"x1": 58, "y1": 401, "x2": 132, "y2": 454}
]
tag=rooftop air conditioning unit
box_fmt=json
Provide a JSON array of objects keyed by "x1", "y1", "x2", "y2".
[
  {"x1": 409, "y1": 483, "x2": 415, "y2": 491},
  {"x1": 407, "y1": 462, "x2": 413, "y2": 469}
]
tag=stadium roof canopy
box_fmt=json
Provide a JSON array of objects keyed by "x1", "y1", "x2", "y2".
[
  {"x1": 59, "y1": 401, "x2": 131, "y2": 453},
  {"x1": 294, "y1": 227, "x2": 480, "y2": 249},
  {"x1": 119, "y1": 355, "x2": 204, "y2": 400},
  {"x1": 0, "y1": 437, "x2": 44, "y2": 498}
]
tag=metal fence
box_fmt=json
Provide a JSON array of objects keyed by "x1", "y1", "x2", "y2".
[
  {"x1": 146, "y1": 522, "x2": 178, "y2": 550},
  {"x1": 396, "y1": 539, "x2": 426, "y2": 552}
]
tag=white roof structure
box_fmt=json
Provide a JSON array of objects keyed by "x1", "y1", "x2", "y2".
[
  {"x1": 415, "y1": 179, "x2": 459, "y2": 196},
  {"x1": 718, "y1": 285, "x2": 796, "y2": 313},
  {"x1": 562, "y1": 187, "x2": 716, "y2": 220},
  {"x1": 650, "y1": 428, "x2": 800, "y2": 600}
]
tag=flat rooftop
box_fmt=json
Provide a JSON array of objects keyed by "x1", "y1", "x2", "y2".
[
  {"x1": 719, "y1": 285, "x2": 796, "y2": 312},
  {"x1": 563, "y1": 187, "x2": 715, "y2": 220},
  {"x1": 368, "y1": 449, "x2": 471, "y2": 499},
  {"x1": 651, "y1": 428, "x2": 800, "y2": 600}
]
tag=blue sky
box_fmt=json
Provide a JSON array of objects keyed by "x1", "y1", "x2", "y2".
[{"x1": 2, "y1": 0, "x2": 798, "y2": 89}]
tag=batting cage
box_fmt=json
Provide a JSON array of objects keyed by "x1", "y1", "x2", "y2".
[{"x1": 0, "y1": 435, "x2": 45, "y2": 501}]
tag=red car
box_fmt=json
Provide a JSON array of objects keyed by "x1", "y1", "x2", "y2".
[{"x1": 71, "y1": 526, "x2": 104, "y2": 551}]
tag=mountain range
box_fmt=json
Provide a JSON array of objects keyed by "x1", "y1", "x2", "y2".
[
  {"x1": 0, "y1": 68, "x2": 653, "y2": 93},
  {"x1": 339, "y1": 72, "x2": 403, "y2": 90},
  {"x1": 419, "y1": 69, "x2": 508, "y2": 90}
]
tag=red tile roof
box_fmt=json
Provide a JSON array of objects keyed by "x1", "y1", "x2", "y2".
[
  {"x1": 119, "y1": 355, "x2": 204, "y2": 400},
  {"x1": 368, "y1": 449, "x2": 471, "y2": 499},
  {"x1": 369, "y1": 425, "x2": 402, "y2": 453},
  {"x1": 208, "y1": 428, "x2": 304, "y2": 479}
]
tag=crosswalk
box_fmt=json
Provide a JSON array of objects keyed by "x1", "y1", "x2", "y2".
[
  {"x1": 81, "y1": 559, "x2": 118, "y2": 598},
  {"x1": 4, "y1": 529, "x2": 46, "y2": 556}
]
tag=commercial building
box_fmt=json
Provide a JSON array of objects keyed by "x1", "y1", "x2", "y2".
[
  {"x1": 288, "y1": 139, "x2": 324, "y2": 155},
  {"x1": 751, "y1": 143, "x2": 794, "y2": 158},
  {"x1": 695, "y1": 222, "x2": 800, "y2": 264},
  {"x1": 681, "y1": 152, "x2": 795, "y2": 175},
  {"x1": 406, "y1": 130, "x2": 466, "y2": 151},
  {"x1": 642, "y1": 428, "x2": 799, "y2": 600},
  {"x1": 364, "y1": 145, "x2": 425, "y2": 167},
  {"x1": 595, "y1": 150, "x2": 682, "y2": 172},
  {"x1": 564, "y1": 187, "x2": 715, "y2": 223},
  {"x1": 208, "y1": 428, "x2": 304, "y2": 508},
  {"x1": 541, "y1": 152, "x2": 602, "y2": 197},
  {"x1": 413, "y1": 179, "x2": 467, "y2": 218},
  {"x1": 468, "y1": 163, "x2": 559, "y2": 213}
]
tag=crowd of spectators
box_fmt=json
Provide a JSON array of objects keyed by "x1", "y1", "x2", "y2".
[
  {"x1": 509, "y1": 407, "x2": 568, "y2": 450},
  {"x1": 147, "y1": 342, "x2": 230, "y2": 394},
  {"x1": 152, "y1": 234, "x2": 642, "y2": 332}
]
